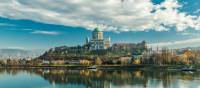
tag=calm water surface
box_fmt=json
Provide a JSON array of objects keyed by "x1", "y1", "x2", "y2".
[{"x1": 0, "y1": 68, "x2": 199, "y2": 88}]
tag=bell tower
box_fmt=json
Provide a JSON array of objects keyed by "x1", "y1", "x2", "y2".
[{"x1": 105, "y1": 37, "x2": 110, "y2": 49}]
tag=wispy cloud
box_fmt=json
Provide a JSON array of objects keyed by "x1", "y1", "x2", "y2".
[
  {"x1": 0, "y1": 23, "x2": 15, "y2": 26},
  {"x1": 3, "y1": 46, "x2": 25, "y2": 50},
  {"x1": 148, "y1": 37, "x2": 200, "y2": 49},
  {"x1": 5, "y1": 27, "x2": 61, "y2": 35},
  {"x1": 7, "y1": 28, "x2": 33, "y2": 31},
  {"x1": 31, "y1": 30, "x2": 61, "y2": 35},
  {"x1": 0, "y1": 0, "x2": 199, "y2": 32},
  {"x1": 180, "y1": 32, "x2": 200, "y2": 37},
  {"x1": 194, "y1": 9, "x2": 200, "y2": 14}
]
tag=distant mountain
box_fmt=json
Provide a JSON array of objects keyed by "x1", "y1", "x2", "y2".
[{"x1": 0, "y1": 49, "x2": 45, "y2": 59}]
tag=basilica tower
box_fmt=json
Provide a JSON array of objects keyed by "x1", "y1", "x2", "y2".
[
  {"x1": 92, "y1": 28, "x2": 103, "y2": 40},
  {"x1": 85, "y1": 27, "x2": 111, "y2": 50}
]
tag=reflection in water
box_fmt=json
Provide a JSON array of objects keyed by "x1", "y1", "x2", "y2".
[{"x1": 0, "y1": 68, "x2": 200, "y2": 88}]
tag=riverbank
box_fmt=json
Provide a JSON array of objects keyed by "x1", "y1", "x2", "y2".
[
  {"x1": 1, "y1": 64, "x2": 200, "y2": 71},
  {"x1": 0, "y1": 64, "x2": 143, "y2": 69}
]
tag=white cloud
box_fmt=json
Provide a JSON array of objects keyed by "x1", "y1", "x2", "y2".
[
  {"x1": 0, "y1": 0, "x2": 199, "y2": 32},
  {"x1": 31, "y1": 30, "x2": 61, "y2": 35},
  {"x1": 148, "y1": 37, "x2": 200, "y2": 49}
]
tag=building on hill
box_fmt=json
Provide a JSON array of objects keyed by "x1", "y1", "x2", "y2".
[
  {"x1": 85, "y1": 27, "x2": 111, "y2": 50},
  {"x1": 111, "y1": 41, "x2": 147, "y2": 51}
]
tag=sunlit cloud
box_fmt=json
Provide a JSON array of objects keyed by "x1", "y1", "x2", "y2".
[{"x1": 0, "y1": 0, "x2": 199, "y2": 32}]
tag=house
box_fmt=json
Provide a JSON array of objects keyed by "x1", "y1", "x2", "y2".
[
  {"x1": 50, "y1": 60, "x2": 65, "y2": 65},
  {"x1": 67, "y1": 60, "x2": 80, "y2": 64},
  {"x1": 42, "y1": 60, "x2": 50, "y2": 65},
  {"x1": 119, "y1": 57, "x2": 132, "y2": 64}
]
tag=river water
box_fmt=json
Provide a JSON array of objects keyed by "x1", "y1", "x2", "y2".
[{"x1": 0, "y1": 68, "x2": 199, "y2": 88}]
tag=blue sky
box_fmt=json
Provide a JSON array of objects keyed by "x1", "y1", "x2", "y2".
[{"x1": 0, "y1": 0, "x2": 199, "y2": 50}]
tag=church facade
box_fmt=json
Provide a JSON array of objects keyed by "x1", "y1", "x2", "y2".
[{"x1": 85, "y1": 28, "x2": 110, "y2": 50}]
